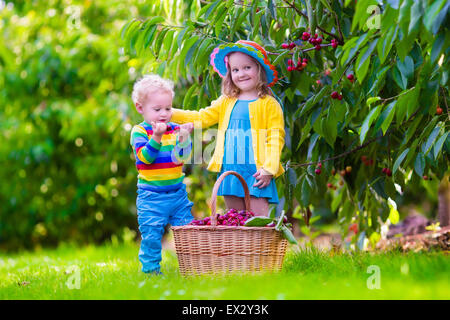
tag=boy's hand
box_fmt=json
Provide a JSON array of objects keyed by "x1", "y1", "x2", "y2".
[
  {"x1": 177, "y1": 123, "x2": 194, "y2": 144},
  {"x1": 253, "y1": 168, "x2": 273, "y2": 189},
  {"x1": 150, "y1": 121, "x2": 168, "y2": 136}
]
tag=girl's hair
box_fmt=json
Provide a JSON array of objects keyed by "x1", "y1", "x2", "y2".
[
  {"x1": 132, "y1": 74, "x2": 175, "y2": 105},
  {"x1": 221, "y1": 52, "x2": 271, "y2": 99}
]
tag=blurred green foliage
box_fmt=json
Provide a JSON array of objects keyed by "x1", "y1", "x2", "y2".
[{"x1": 0, "y1": 0, "x2": 213, "y2": 251}]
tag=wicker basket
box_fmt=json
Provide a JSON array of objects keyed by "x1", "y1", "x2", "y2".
[{"x1": 172, "y1": 171, "x2": 288, "y2": 276}]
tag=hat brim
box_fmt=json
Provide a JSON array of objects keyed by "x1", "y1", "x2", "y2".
[{"x1": 210, "y1": 43, "x2": 278, "y2": 87}]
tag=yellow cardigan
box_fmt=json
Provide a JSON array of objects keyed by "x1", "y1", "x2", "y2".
[{"x1": 171, "y1": 94, "x2": 285, "y2": 178}]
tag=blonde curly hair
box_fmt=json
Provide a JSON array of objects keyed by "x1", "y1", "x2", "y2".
[{"x1": 131, "y1": 74, "x2": 175, "y2": 105}]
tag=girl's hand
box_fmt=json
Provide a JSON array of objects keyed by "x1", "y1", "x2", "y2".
[
  {"x1": 150, "y1": 121, "x2": 168, "y2": 136},
  {"x1": 253, "y1": 168, "x2": 273, "y2": 189}
]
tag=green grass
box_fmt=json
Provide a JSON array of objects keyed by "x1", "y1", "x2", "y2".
[{"x1": 1, "y1": 240, "x2": 449, "y2": 300}]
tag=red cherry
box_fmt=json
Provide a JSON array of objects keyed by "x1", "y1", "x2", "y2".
[
  {"x1": 302, "y1": 62, "x2": 307, "y2": 68},
  {"x1": 289, "y1": 43, "x2": 296, "y2": 49},
  {"x1": 282, "y1": 43, "x2": 289, "y2": 49},
  {"x1": 423, "y1": 175, "x2": 429, "y2": 180},
  {"x1": 349, "y1": 223, "x2": 358, "y2": 234},
  {"x1": 347, "y1": 74, "x2": 354, "y2": 80},
  {"x1": 331, "y1": 91, "x2": 339, "y2": 99},
  {"x1": 436, "y1": 107, "x2": 443, "y2": 115},
  {"x1": 313, "y1": 33, "x2": 318, "y2": 39},
  {"x1": 315, "y1": 44, "x2": 321, "y2": 51},
  {"x1": 316, "y1": 79, "x2": 321, "y2": 85},
  {"x1": 316, "y1": 38, "x2": 323, "y2": 44},
  {"x1": 315, "y1": 168, "x2": 321, "y2": 175},
  {"x1": 327, "y1": 183, "x2": 333, "y2": 189},
  {"x1": 317, "y1": 162, "x2": 322, "y2": 168},
  {"x1": 287, "y1": 59, "x2": 293, "y2": 65},
  {"x1": 337, "y1": 94, "x2": 343, "y2": 100}
]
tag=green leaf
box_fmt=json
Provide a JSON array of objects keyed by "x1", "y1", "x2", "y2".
[
  {"x1": 388, "y1": 207, "x2": 400, "y2": 225},
  {"x1": 430, "y1": 33, "x2": 445, "y2": 63},
  {"x1": 306, "y1": 0, "x2": 316, "y2": 35},
  {"x1": 244, "y1": 216, "x2": 274, "y2": 227},
  {"x1": 214, "y1": 4, "x2": 228, "y2": 36},
  {"x1": 179, "y1": 35, "x2": 199, "y2": 65},
  {"x1": 414, "y1": 152, "x2": 425, "y2": 177},
  {"x1": 268, "y1": 0, "x2": 277, "y2": 19},
  {"x1": 397, "y1": 56, "x2": 414, "y2": 79},
  {"x1": 341, "y1": 33, "x2": 369, "y2": 67},
  {"x1": 360, "y1": 105, "x2": 382, "y2": 144},
  {"x1": 193, "y1": 38, "x2": 209, "y2": 68},
  {"x1": 230, "y1": 9, "x2": 247, "y2": 35},
  {"x1": 393, "y1": 148, "x2": 409, "y2": 174},
  {"x1": 380, "y1": 101, "x2": 396, "y2": 135},
  {"x1": 366, "y1": 97, "x2": 381, "y2": 106},
  {"x1": 392, "y1": 66, "x2": 408, "y2": 90},
  {"x1": 434, "y1": 132, "x2": 449, "y2": 159},
  {"x1": 177, "y1": 25, "x2": 194, "y2": 48},
  {"x1": 307, "y1": 133, "x2": 320, "y2": 160},
  {"x1": 183, "y1": 84, "x2": 197, "y2": 107},
  {"x1": 423, "y1": 0, "x2": 447, "y2": 34},
  {"x1": 275, "y1": 210, "x2": 285, "y2": 231},
  {"x1": 273, "y1": 51, "x2": 290, "y2": 66},
  {"x1": 395, "y1": 87, "x2": 416, "y2": 124},
  {"x1": 322, "y1": 108, "x2": 338, "y2": 147},
  {"x1": 204, "y1": 0, "x2": 222, "y2": 20},
  {"x1": 301, "y1": 178, "x2": 311, "y2": 207},
  {"x1": 251, "y1": 11, "x2": 262, "y2": 39},
  {"x1": 409, "y1": 1, "x2": 423, "y2": 34},
  {"x1": 422, "y1": 126, "x2": 441, "y2": 155},
  {"x1": 197, "y1": 1, "x2": 215, "y2": 18},
  {"x1": 355, "y1": 39, "x2": 377, "y2": 83},
  {"x1": 377, "y1": 25, "x2": 398, "y2": 64},
  {"x1": 120, "y1": 19, "x2": 139, "y2": 40},
  {"x1": 281, "y1": 225, "x2": 298, "y2": 245}
]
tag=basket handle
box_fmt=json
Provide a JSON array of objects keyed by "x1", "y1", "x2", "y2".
[{"x1": 209, "y1": 171, "x2": 251, "y2": 227}]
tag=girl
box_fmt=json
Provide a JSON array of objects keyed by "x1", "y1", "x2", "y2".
[{"x1": 171, "y1": 40, "x2": 285, "y2": 216}]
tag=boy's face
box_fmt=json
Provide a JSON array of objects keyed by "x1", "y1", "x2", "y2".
[{"x1": 135, "y1": 89, "x2": 173, "y2": 124}]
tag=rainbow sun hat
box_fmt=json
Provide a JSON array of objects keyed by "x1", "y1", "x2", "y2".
[{"x1": 210, "y1": 40, "x2": 279, "y2": 87}]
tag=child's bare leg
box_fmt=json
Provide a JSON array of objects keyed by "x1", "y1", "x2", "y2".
[
  {"x1": 224, "y1": 195, "x2": 269, "y2": 216},
  {"x1": 223, "y1": 195, "x2": 246, "y2": 211},
  {"x1": 250, "y1": 196, "x2": 269, "y2": 216}
]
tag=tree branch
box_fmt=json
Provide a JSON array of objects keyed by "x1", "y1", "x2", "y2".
[
  {"x1": 285, "y1": 99, "x2": 422, "y2": 169},
  {"x1": 281, "y1": 0, "x2": 340, "y2": 41},
  {"x1": 440, "y1": 86, "x2": 450, "y2": 121}
]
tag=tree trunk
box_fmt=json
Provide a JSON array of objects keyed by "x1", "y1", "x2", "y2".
[{"x1": 438, "y1": 173, "x2": 450, "y2": 227}]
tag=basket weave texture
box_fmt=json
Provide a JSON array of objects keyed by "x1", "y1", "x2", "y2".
[{"x1": 172, "y1": 171, "x2": 287, "y2": 275}]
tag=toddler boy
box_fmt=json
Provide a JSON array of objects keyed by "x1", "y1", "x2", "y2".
[{"x1": 130, "y1": 74, "x2": 194, "y2": 275}]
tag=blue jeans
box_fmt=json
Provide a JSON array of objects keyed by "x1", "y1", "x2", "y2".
[{"x1": 136, "y1": 184, "x2": 193, "y2": 273}]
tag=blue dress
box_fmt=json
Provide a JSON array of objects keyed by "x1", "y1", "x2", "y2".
[{"x1": 216, "y1": 99, "x2": 279, "y2": 204}]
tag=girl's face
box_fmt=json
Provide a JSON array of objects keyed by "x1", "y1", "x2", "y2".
[
  {"x1": 228, "y1": 52, "x2": 260, "y2": 94},
  {"x1": 135, "y1": 89, "x2": 173, "y2": 124}
]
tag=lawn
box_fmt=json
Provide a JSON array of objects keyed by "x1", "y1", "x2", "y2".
[{"x1": 1, "y1": 238, "x2": 449, "y2": 300}]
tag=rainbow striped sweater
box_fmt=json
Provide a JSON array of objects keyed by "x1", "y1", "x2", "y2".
[{"x1": 130, "y1": 121, "x2": 192, "y2": 192}]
